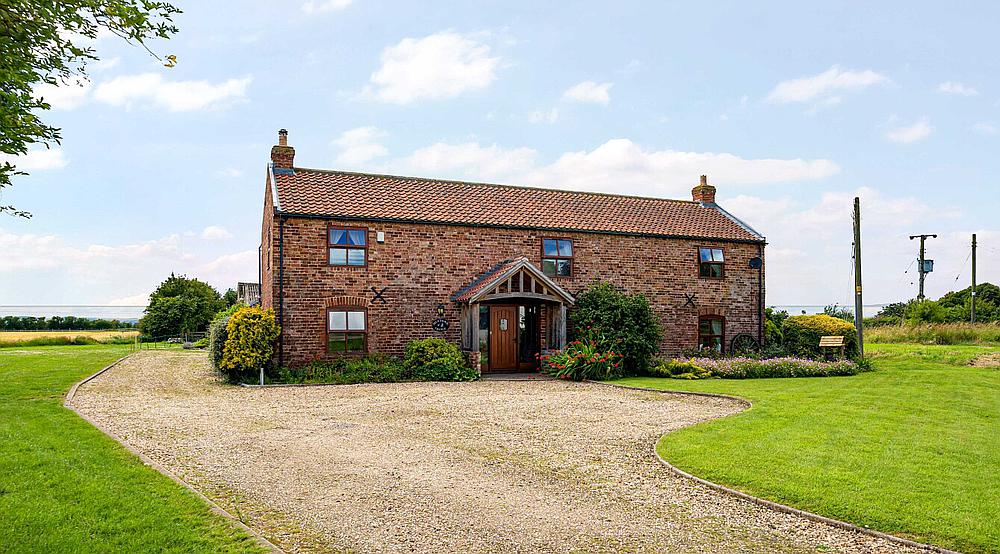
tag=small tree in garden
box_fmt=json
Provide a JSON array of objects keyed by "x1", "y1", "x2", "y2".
[
  {"x1": 219, "y1": 307, "x2": 280, "y2": 382},
  {"x1": 569, "y1": 281, "x2": 662, "y2": 375}
]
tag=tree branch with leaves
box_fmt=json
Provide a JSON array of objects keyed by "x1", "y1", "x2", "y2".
[{"x1": 0, "y1": 0, "x2": 181, "y2": 217}]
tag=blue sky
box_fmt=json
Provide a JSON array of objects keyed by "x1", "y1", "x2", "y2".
[{"x1": 2, "y1": 1, "x2": 998, "y2": 308}]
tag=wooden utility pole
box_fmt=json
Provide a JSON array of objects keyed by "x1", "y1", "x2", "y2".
[
  {"x1": 972, "y1": 233, "x2": 977, "y2": 323},
  {"x1": 853, "y1": 197, "x2": 864, "y2": 358},
  {"x1": 909, "y1": 234, "x2": 938, "y2": 300}
]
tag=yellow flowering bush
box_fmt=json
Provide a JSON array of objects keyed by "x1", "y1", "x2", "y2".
[
  {"x1": 219, "y1": 307, "x2": 280, "y2": 381},
  {"x1": 782, "y1": 314, "x2": 858, "y2": 359}
]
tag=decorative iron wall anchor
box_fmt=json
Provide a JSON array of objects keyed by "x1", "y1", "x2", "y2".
[{"x1": 370, "y1": 286, "x2": 389, "y2": 304}]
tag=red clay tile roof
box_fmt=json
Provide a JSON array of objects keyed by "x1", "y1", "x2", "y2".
[
  {"x1": 272, "y1": 168, "x2": 764, "y2": 242},
  {"x1": 451, "y1": 257, "x2": 575, "y2": 303}
]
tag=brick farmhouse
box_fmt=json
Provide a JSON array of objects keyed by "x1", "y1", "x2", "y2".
[{"x1": 260, "y1": 130, "x2": 766, "y2": 372}]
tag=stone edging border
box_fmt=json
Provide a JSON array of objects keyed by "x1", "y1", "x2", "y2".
[
  {"x1": 63, "y1": 353, "x2": 284, "y2": 554},
  {"x1": 594, "y1": 381, "x2": 961, "y2": 554}
]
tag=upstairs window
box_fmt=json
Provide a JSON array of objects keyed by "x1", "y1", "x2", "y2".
[
  {"x1": 699, "y1": 247, "x2": 724, "y2": 278},
  {"x1": 542, "y1": 238, "x2": 573, "y2": 277},
  {"x1": 328, "y1": 309, "x2": 366, "y2": 352},
  {"x1": 698, "y1": 316, "x2": 724, "y2": 353},
  {"x1": 329, "y1": 227, "x2": 367, "y2": 266}
]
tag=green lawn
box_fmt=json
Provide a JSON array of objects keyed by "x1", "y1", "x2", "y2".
[
  {"x1": 0, "y1": 345, "x2": 265, "y2": 553},
  {"x1": 617, "y1": 344, "x2": 1000, "y2": 553}
]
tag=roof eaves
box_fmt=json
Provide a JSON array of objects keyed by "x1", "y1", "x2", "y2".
[
  {"x1": 708, "y1": 202, "x2": 765, "y2": 242},
  {"x1": 268, "y1": 163, "x2": 282, "y2": 212}
]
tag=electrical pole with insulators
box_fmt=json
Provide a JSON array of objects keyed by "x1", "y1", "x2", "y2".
[
  {"x1": 853, "y1": 197, "x2": 864, "y2": 358},
  {"x1": 972, "y1": 233, "x2": 977, "y2": 323},
  {"x1": 909, "y1": 234, "x2": 937, "y2": 300}
]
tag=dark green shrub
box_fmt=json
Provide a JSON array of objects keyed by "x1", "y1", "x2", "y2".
[
  {"x1": 192, "y1": 337, "x2": 209, "y2": 348},
  {"x1": 782, "y1": 314, "x2": 858, "y2": 359},
  {"x1": 208, "y1": 316, "x2": 230, "y2": 371},
  {"x1": 403, "y1": 338, "x2": 477, "y2": 381},
  {"x1": 570, "y1": 281, "x2": 662, "y2": 375}
]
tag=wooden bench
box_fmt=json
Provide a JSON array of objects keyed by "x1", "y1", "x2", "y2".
[{"x1": 819, "y1": 335, "x2": 846, "y2": 360}]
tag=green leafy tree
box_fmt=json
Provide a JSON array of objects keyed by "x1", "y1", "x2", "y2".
[
  {"x1": 139, "y1": 273, "x2": 224, "y2": 337},
  {"x1": 222, "y1": 288, "x2": 238, "y2": 307},
  {"x1": 1, "y1": 0, "x2": 181, "y2": 217}
]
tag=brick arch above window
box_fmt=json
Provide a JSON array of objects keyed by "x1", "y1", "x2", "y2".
[
  {"x1": 698, "y1": 306, "x2": 726, "y2": 317},
  {"x1": 324, "y1": 296, "x2": 369, "y2": 308}
]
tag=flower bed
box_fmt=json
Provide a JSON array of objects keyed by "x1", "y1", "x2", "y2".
[{"x1": 650, "y1": 356, "x2": 869, "y2": 380}]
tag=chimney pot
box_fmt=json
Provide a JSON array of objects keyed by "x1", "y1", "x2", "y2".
[
  {"x1": 270, "y1": 129, "x2": 295, "y2": 169},
  {"x1": 692, "y1": 174, "x2": 717, "y2": 204}
]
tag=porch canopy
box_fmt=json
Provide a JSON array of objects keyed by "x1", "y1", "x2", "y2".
[{"x1": 451, "y1": 257, "x2": 575, "y2": 351}]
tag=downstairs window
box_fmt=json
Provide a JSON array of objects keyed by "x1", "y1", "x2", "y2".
[
  {"x1": 328, "y1": 308, "x2": 366, "y2": 352},
  {"x1": 698, "y1": 316, "x2": 724, "y2": 353}
]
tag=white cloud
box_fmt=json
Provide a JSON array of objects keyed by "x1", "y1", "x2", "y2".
[
  {"x1": 333, "y1": 126, "x2": 389, "y2": 166},
  {"x1": 395, "y1": 138, "x2": 839, "y2": 196},
  {"x1": 200, "y1": 226, "x2": 233, "y2": 240},
  {"x1": 562, "y1": 81, "x2": 613, "y2": 105},
  {"x1": 94, "y1": 73, "x2": 252, "y2": 112},
  {"x1": 971, "y1": 122, "x2": 997, "y2": 136},
  {"x1": 400, "y1": 142, "x2": 538, "y2": 180},
  {"x1": 726, "y1": 188, "x2": 967, "y2": 306},
  {"x1": 937, "y1": 81, "x2": 979, "y2": 96},
  {"x1": 301, "y1": 0, "x2": 352, "y2": 13},
  {"x1": 368, "y1": 32, "x2": 499, "y2": 104},
  {"x1": 885, "y1": 119, "x2": 933, "y2": 144},
  {"x1": 0, "y1": 147, "x2": 68, "y2": 171},
  {"x1": 214, "y1": 167, "x2": 244, "y2": 178},
  {"x1": 528, "y1": 108, "x2": 559, "y2": 124},
  {"x1": 0, "y1": 228, "x2": 257, "y2": 304},
  {"x1": 766, "y1": 65, "x2": 888, "y2": 104},
  {"x1": 92, "y1": 57, "x2": 121, "y2": 72},
  {"x1": 33, "y1": 77, "x2": 92, "y2": 110}
]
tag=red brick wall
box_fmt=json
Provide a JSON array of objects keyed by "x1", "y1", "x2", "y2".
[
  {"x1": 260, "y1": 174, "x2": 275, "y2": 310},
  {"x1": 262, "y1": 216, "x2": 764, "y2": 367}
]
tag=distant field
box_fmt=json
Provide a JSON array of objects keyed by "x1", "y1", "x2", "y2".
[{"x1": 0, "y1": 330, "x2": 139, "y2": 343}]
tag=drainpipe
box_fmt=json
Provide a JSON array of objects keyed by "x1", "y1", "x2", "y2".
[
  {"x1": 257, "y1": 243, "x2": 262, "y2": 303},
  {"x1": 758, "y1": 243, "x2": 764, "y2": 347},
  {"x1": 278, "y1": 215, "x2": 286, "y2": 368}
]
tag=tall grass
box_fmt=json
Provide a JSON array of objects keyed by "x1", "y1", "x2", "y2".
[
  {"x1": 865, "y1": 322, "x2": 1000, "y2": 345},
  {"x1": 0, "y1": 336, "x2": 109, "y2": 348}
]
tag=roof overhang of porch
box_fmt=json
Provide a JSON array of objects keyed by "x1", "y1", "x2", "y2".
[{"x1": 451, "y1": 257, "x2": 575, "y2": 305}]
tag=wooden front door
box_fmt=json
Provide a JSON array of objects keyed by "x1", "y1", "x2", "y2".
[{"x1": 489, "y1": 305, "x2": 518, "y2": 370}]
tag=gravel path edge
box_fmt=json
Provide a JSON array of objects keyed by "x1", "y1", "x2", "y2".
[
  {"x1": 594, "y1": 381, "x2": 961, "y2": 554},
  {"x1": 63, "y1": 353, "x2": 284, "y2": 554}
]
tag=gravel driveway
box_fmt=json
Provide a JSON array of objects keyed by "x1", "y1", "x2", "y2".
[{"x1": 73, "y1": 350, "x2": 917, "y2": 553}]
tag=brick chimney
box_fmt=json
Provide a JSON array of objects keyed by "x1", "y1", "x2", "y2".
[
  {"x1": 691, "y1": 174, "x2": 716, "y2": 204},
  {"x1": 270, "y1": 129, "x2": 295, "y2": 169}
]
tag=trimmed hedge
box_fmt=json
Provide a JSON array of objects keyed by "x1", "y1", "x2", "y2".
[
  {"x1": 782, "y1": 314, "x2": 858, "y2": 359},
  {"x1": 403, "y1": 337, "x2": 478, "y2": 381}
]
